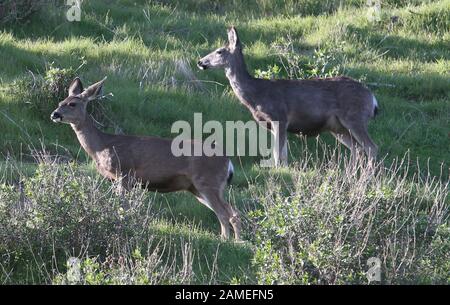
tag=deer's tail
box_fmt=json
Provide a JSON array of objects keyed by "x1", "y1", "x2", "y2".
[
  {"x1": 372, "y1": 95, "x2": 379, "y2": 117},
  {"x1": 227, "y1": 160, "x2": 234, "y2": 185}
]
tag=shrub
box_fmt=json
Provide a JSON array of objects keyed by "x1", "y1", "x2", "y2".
[
  {"x1": 53, "y1": 244, "x2": 196, "y2": 285},
  {"x1": 0, "y1": 159, "x2": 197, "y2": 284},
  {"x1": 0, "y1": 0, "x2": 51, "y2": 24},
  {"x1": 254, "y1": 64, "x2": 282, "y2": 79},
  {"x1": 271, "y1": 37, "x2": 344, "y2": 79},
  {"x1": 12, "y1": 62, "x2": 79, "y2": 116},
  {"x1": 250, "y1": 149, "x2": 449, "y2": 284},
  {"x1": 11, "y1": 61, "x2": 121, "y2": 131}
]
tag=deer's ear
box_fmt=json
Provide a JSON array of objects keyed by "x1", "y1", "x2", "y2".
[
  {"x1": 227, "y1": 26, "x2": 240, "y2": 51},
  {"x1": 80, "y1": 77, "x2": 107, "y2": 101},
  {"x1": 68, "y1": 77, "x2": 83, "y2": 96}
]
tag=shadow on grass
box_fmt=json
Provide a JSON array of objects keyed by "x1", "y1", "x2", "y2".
[
  {"x1": 349, "y1": 66, "x2": 449, "y2": 100},
  {"x1": 346, "y1": 24, "x2": 449, "y2": 62}
]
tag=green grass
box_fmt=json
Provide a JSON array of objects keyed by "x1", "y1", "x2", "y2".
[{"x1": 0, "y1": 0, "x2": 449, "y2": 284}]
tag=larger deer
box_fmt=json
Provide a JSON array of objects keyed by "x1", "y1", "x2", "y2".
[
  {"x1": 50, "y1": 77, "x2": 241, "y2": 241},
  {"x1": 198, "y1": 27, "x2": 379, "y2": 166}
]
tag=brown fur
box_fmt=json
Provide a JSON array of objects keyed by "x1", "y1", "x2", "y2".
[
  {"x1": 50, "y1": 77, "x2": 241, "y2": 241},
  {"x1": 198, "y1": 27, "x2": 379, "y2": 166}
]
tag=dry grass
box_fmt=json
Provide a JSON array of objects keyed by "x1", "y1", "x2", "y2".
[{"x1": 250, "y1": 143, "x2": 449, "y2": 284}]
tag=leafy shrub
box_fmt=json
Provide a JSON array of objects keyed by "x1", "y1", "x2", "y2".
[
  {"x1": 250, "y1": 150, "x2": 449, "y2": 284},
  {"x1": 271, "y1": 37, "x2": 344, "y2": 79},
  {"x1": 254, "y1": 64, "x2": 282, "y2": 79},
  {"x1": 0, "y1": 160, "x2": 198, "y2": 284},
  {"x1": 12, "y1": 62, "x2": 79, "y2": 116},
  {"x1": 11, "y1": 61, "x2": 121, "y2": 131},
  {"x1": 304, "y1": 48, "x2": 342, "y2": 78},
  {"x1": 0, "y1": 0, "x2": 52, "y2": 24},
  {"x1": 53, "y1": 245, "x2": 196, "y2": 285}
]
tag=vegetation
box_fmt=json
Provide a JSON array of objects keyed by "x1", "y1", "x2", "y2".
[
  {"x1": 251, "y1": 148, "x2": 449, "y2": 284},
  {"x1": 0, "y1": 0, "x2": 448, "y2": 284}
]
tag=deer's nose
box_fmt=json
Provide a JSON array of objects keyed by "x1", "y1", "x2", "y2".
[
  {"x1": 51, "y1": 111, "x2": 62, "y2": 121},
  {"x1": 197, "y1": 60, "x2": 208, "y2": 70}
]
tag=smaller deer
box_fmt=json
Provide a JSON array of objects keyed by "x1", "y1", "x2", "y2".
[
  {"x1": 198, "y1": 27, "x2": 379, "y2": 166},
  {"x1": 50, "y1": 77, "x2": 241, "y2": 241}
]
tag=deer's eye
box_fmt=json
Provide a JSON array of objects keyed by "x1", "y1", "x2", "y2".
[
  {"x1": 217, "y1": 50, "x2": 223, "y2": 55},
  {"x1": 68, "y1": 102, "x2": 76, "y2": 107}
]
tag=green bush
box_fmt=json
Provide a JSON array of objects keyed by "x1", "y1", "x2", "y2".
[
  {"x1": 0, "y1": 0, "x2": 51, "y2": 24},
  {"x1": 0, "y1": 160, "x2": 198, "y2": 284},
  {"x1": 254, "y1": 64, "x2": 282, "y2": 79},
  {"x1": 250, "y1": 151, "x2": 449, "y2": 284},
  {"x1": 12, "y1": 62, "x2": 78, "y2": 116},
  {"x1": 271, "y1": 37, "x2": 344, "y2": 79},
  {"x1": 11, "y1": 61, "x2": 119, "y2": 131},
  {"x1": 53, "y1": 245, "x2": 196, "y2": 285}
]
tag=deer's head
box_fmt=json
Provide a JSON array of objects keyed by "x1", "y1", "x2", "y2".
[
  {"x1": 197, "y1": 27, "x2": 242, "y2": 70},
  {"x1": 50, "y1": 77, "x2": 106, "y2": 125}
]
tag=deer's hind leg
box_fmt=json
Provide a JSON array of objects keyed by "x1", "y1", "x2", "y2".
[
  {"x1": 335, "y1": 117, "x2": 378, "y2": 161},
  {"x1": 190, "y1": 185, "x2": 241, "y2": 241},
  {"x1": 330, "y1": 130, "x2": 360, "y2": 166},
  {"x1": 351, "y1": 127, "x2": 378, "y2": 161}
]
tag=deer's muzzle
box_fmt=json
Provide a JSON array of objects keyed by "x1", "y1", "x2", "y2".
[
  {"x1": 197, "y1": 60, "x2": 208, "y2": 70},
  {"x1": 51, "y1": 111, "x2": 63, "y2": 122}
]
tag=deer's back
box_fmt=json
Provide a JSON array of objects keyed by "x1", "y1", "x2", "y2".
[
  {"x1": 94, "y1": 134, "x2": 230, "y2": 192},
  {"x1": 243, "y1": 76, "x2": 374, "y2": 134}
]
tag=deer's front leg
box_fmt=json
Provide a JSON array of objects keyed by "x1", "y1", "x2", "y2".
[{"x1": 271, "y1": 122, "x2": 288, "y2": 167}]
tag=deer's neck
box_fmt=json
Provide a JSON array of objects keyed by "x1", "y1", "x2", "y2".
[
  {"x1": 225, "y1": 51, "x2": 257, "y2": 108},
  {"x1": 71, "y1": 117, "x2": 107, "y2": 161}
]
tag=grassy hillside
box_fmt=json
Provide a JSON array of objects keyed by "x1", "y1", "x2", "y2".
[{"x1": 0, "y1": 0, "x2": 449, "y2": 284}]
